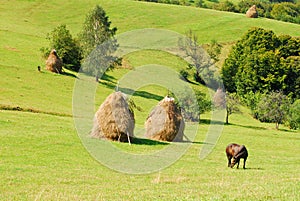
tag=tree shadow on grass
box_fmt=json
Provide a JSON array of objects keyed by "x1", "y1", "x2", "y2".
[
  {"x1": 61, "y1": 71, "x2": 78, "y2": 78},
  {"x1": 131, "y1": 137, "x2": 169, "y2": 145},
  {"x1": 99, "y1": 80, "x2": 164, "y2": 101},
  {"x1": 101, "y1": 73, "x2": 117, "y2": 83},
  {"x1": 200, "y1": 119, "x2": 224, "y2": 125},
  {"x1": 222, "y1": 122, "x2": 268, "y2": 131}
]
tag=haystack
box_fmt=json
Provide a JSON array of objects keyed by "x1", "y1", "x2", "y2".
[
  {"x1": 46, "y1": 49, "x2": 63, "y2": 73},
  {"x1": 213, "y1": 88, "x2": 226, "y2": 109},
  {"x1": 91, "y1": 92, "x2": 135, "y2": 142},
  {"x1": 144, "y1": 96, "x2": 185, "y2": 142},
  {"x1": 246, "y1": 5, "x2": 258, "y2": 18}
]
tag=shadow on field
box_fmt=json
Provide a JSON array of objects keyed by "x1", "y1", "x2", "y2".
[
  {"x1": 61, "y1": 71, "x2": 78, "y2": 78},
  {"x1": 200, "y1": 119, "x2": 224, "y2": 125},
  {"x1": 228, "y1": 123, "x2": 267, "y2": 130},
  {"x1": 131, "y1": 137, "x2": 169, "y2": 145},
  {"x1": 102, "y1": 73, "x2": 116, "y2": 83},
  {"x1": 244, "y1": 167, "x2": 264, "y2": 170},
  {"x1": 100, "y1": 79, "x2": 164, "y2": 101}
]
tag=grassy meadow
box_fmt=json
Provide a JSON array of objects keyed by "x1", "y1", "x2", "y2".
[{"x1": 0, "y1": 0, "x2": 300, "y2": 200}]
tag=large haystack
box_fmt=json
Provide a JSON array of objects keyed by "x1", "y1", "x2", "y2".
[
  {"x1": 46, "y1": 49, "x2": 63, "y2": 73},
  {"x1": 246, "y1": 5, "x2": 258, "y2": 18},
  {"x1": 91, "y1": 92, "x2": 135, "y2": 142},
  {"x1": 144, "y1": 96, "x2": 185, "y2": 142}
]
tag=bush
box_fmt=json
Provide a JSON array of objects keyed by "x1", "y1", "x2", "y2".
[
  {"x1": 271, "y1": 2, "x2": 300, "y2": 24},
  {"x1": 179, "y1": 69, "x2": 189, "y2": 80},
  {"x1": 287, "y1": 99, "x2": 300, "y2": 129},
  {"x1": 256, "y1": 91, "x2": 290, "y2": 129},
  {"x1": 40, "y1": 24, "x2": 83, "y2": 72},
  {"x1": 175, "y1": 88, "x2": 211, "y2": 122},
  {"x1": 213, "y1": 1, "x2": 237, "y2": 12}
]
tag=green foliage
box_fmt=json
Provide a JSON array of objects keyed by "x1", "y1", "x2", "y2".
[
  {"x1": 287, "y1": 99, "x2": 300, "y2": 129},
  {"x1": 237, "y1": 0, "x2": 273, "y2": 18},
  {"x1": 206, "y1": 39, "x2": 222, "y2": 63},
  {"x1": 179, "y1": 30, "x2": 216, "y2": 84},
  {"x1": 213, "y1": 0, "x2": 237, "y2": 12},
  {"x1": 40, "y1": 24, "x2": 83, "y2": 72},
  {"x1": 79, "y1": 5, "x2": 118, "y2": 77},
  {"x1": 175, "y1": 87, "x2": 211, "y2": 121},
  {"x1": 179, "y1": 69, "x2": 189, "y2": 80},
  {"x1": 225, "y1": 92, "x2": 240, "y2": 124},
  {"x1": 222, "y1": 27, "x2": 300, "y2": 99},
  {"x1": 271, "y1": 2, "x2": 300, "y2": 23},
  {"x1": 240, "y1": 91, "x2": 264, "y2": 119},
  {"x1": 257, "y1": 91, "x2": 290, "y2": 129}
]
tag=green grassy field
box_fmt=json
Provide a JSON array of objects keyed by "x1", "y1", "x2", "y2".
[{"x1": 0, "y1": 0, "x2": 299, "y2": 200}]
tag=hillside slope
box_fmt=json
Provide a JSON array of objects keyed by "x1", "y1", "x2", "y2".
[{"x1": 0, "y1": 0, "x2": 299, "y2": 115}]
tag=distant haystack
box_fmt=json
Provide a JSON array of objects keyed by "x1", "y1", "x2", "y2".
[
  {"x1": 246, "y1": 5, "x2": 258, "y2": 18},
  {"x1": 46, "y1": 49, "x2": 63, "y2": 73},
  {"x1": 145, "y1": 96, "x2": 185, "y2": 142},
  {"x1": 213, "y1": 88, "x2": 226, "y2": 109},
  {"x1": 91, "y1": 92, "x2": 135, "y2": 142}
]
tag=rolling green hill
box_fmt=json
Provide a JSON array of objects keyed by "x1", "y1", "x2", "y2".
[{"x1": 0, "y1": 0, "x2": 299, "y2": 200}]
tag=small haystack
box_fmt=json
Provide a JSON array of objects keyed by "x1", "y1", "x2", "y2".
[
  {"x1": 144, "y1": 96, "x2": 185, "y2": 142},
  {"x1": 246, "y1": 5, "x2": 258, "y2": 18},
  {"x1": 91, "y1": 92, "x2": 135, "y2": 142},
  {"x1": 46, "y1": 49, "x2": 63, "y2": 73},
  {"x1": 213, "y1": 88, "x2": 226, "y2": 109}
]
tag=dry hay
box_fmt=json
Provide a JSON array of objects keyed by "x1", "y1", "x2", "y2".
[
  {"x1": 213, "y1": 88, "x2": 226, "y2": 109},
  {"x1": 144, "y1": 96, "x2": 185, "y2": 142},
  {"x1": 91, "y1": 91, "x2": 135, "y2": 142},
  {"x1": 246, "y1": 5, "x2": 258, "y2": 18},
  {"x1": 46, "y1": 49, "x2": 63, "y2": 73}
]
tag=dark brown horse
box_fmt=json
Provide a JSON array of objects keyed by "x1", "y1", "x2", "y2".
[{"x1": 226, "y1": 143, "x2": 248, "y2": 169}]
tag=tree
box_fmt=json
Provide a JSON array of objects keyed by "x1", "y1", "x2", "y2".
[
  {"x1": 40, "y1": 24, "x2": 83, "y2": 72},
  {"x1": 213, "y1": 88, "x2": 240, "y2": 124},
  {"x1": 178, "y1": 30, "x2": 215, "y2": 84},
  {"x1": 222, "y1": 27, "x2": 300, "y2": 99},
  {"x1": 79, "y1": 5, "x2": 118, "y2": 79},
  {"x1": 257, "y1": 91, "x2": 290, "y2": 129},
  {"x1": 287, "y1": 99, "x2": 300, "y2": 130},
  {"x1": 271, "y1": 2, "x2": 300, "y2": 24},
  {"x1": 214, "y1": 0, "x2": 237, "y2": 12},
  {"x1": 175, "y1": 87, "x2": 211, "y2": 122},
  {"x1": 225, "y1": 92, "x2": 240, "y2": 124}
]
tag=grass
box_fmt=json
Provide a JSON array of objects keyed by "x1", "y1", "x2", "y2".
[
  {"x1": 0, "y1": 0, "x2": 299, "y2": 200},
  {"x1": 1, "y1": 109, "x2": 299, "y2": 200}
]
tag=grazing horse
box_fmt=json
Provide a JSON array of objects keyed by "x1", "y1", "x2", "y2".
[{"x1": 226, "y1": 143, "x2": 248, "y2": 169}]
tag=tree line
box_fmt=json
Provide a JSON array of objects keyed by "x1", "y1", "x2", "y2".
[
  {"x1": 221, "y1": 27, "x2": 299, "y2": 129},
  {"x1": 137, "y1": 0, "x2": 300, "y2": 24}
]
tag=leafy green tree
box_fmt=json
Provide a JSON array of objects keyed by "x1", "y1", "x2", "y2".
[
  {"x1": 283, "y1": 56, "x2": 300, "y2": 99},
  {"x1": 40, "y1": 24, "x2": 83, "y2": 72},
  {"x1": 287, "y1": 99, "x2": 300, "y2": 130},
  {"x1": 225, "y1": 92, "x2": 240, "y2": 124},
  {"x1": 241, "y1": 91, "x2": 264, "y2": 119},
  {"x1": 206, "y1": 39, "x2": 222, "y2": 63},
  {"x1": 271, "y1": 2, "x2": 300, "y2": 24},
  {"x1": 213, "y1": 0, "x2": 237, "y2": 12},
  {"x1": 257, "y1": 91, "x2": 290, "y2": 129},
  {"x1": 176, "y1": 87, "x2": 211, "y2": 122},
  {"x1": 222, "y1": 27, "x2": 299, "y2": 99},
  {"x1": 179, "y1": 30, "x2": 218, "y2": 85},
  {"x1": 79, "y1": 5, "x2": 118, "y2": 79}
]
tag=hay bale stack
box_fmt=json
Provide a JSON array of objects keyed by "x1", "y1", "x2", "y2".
[
  {"x1": 246, "y1": 5, "x2": 258, "y2": 18},
  {"x1": 91, "y1": 92, "x2": 135, "y2": 142},
  {"x1": 145, "y1": 96, "x2": 185, "y2": 142},
  {"x1": 46, "y1": 49, "x2": 63, "y2": 73}
]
